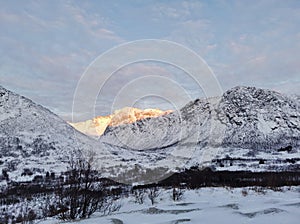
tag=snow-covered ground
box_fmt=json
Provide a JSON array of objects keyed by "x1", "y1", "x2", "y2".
[{"x1": 40, "y1": 187, "x2": 300, "y2": 224}]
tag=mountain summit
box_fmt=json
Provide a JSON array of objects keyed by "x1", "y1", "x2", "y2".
[
  {"x1": 69, "y1": 107, "x2": 172, "y2": 136},
  {"x1": 217, "y1": 86, "x2": 299, "y2": 149}
]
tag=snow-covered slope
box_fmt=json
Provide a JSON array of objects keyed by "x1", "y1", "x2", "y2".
[
  {"x1": 217, "y1": 86, "x2": 299, "y2": 150},
  {"x1": 101, "y1": 86, "x2": 300, "y2": 151},
  {"x1": 69, "y1": 107, "x2": 172, "y2": 136},
  {"x1": 99, "y1": 86, "x2": 300, "y2": 181},
  {"x1": 39, "y1": 187, "x2": 300, "y2": 224},
  {"x1": 101, "y1": 98, "x2": 211, "y2": 150},
  {"x1": 0, "y1": 86, "x2": 111, "y2": 182}
]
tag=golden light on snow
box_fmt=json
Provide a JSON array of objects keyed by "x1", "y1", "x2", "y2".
[{"x1": 69, "y1": 107, "x2": 172, "y2": 136}]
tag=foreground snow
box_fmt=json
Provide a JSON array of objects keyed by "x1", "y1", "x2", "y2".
[{"x1": 40, "y1": 187, "x2": 300, "y2": 224}]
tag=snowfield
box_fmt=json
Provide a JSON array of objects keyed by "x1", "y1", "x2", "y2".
[{"x1": 40, "y1": 187, "x2": 300, "y2": 224}]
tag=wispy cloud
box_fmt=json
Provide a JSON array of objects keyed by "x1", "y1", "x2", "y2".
[
  {"x1": 0, "y1": 1, "x2": 124, "y2": 118},
  {"x1": 0, "y1": 0, "x2": 299, "y2": 120}
]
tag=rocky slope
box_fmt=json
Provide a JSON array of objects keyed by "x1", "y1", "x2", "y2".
[
  {"x1": 217, "y1": 87, "x2": 299, "y2": 150},
  {"x1": 101, "y1": 86, "x2": 300, "y2": 152}
]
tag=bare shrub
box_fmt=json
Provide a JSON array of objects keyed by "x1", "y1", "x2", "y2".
[
  {"x1": 133, "y1": 189, "x2": 146, "y2": 204},
  {"x1": 147, "y1": 187, "x2": 160, "y2": 205},
  {"x1": 56, "y1": 151, "x2": 121, "y2": 220},
  {"x1": 241, "y1": 188, "x2": 248, "y2": 197},
  {"x1": 172, "y1": 187, "x2": 184, "y2": 201}
]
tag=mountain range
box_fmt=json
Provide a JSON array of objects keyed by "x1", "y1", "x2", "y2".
[{"x1": 0, "y1": 85, "x2": 299, "y2": 184}]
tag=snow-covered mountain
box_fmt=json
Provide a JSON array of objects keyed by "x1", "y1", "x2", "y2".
[
  {"x1": 101, "y1": 86, "x2": 300, "y2": 151},
  {"x1": 69, "y1": 107, "x2": 172, "y2": 136},
  {"x1": 218, "y1": 86, "x2": 299, "y2": 149},
  {"x1": 100, "y1": 86, "x2": 300, "y2": 182},
  {"x1": 0, "y1": 85, "x2": 299, "y2": 185},
  {"x1": 0, "y1": 86, "x2": 112, "y2": 182}
]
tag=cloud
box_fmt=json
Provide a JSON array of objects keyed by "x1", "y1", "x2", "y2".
[
  {"x1": 0, "y1": 0, "x2": 299, "y2": 121},
  {"x1": 163, "y1": 1, "x2": 300, "y2": 94},
  {"x1": 0, "y1": 11, "x2": 20, "y2": 22},
  {"x1": 152, "y1": 0, "x2": 202, "y2": 20},
  {"x1": 0, "y1": 1, "x2": 125, "y2": 119},
  {"x1": 63, "y1": 2, "x2": 124, "y2": 42}
]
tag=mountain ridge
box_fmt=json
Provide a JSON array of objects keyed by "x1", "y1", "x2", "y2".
[
  {"x1": 0, "y1": 85, "x2": 299, "y2": 184},
  {"x1": 0, "y1": 85, "x2": 111, "y2": 182},
  {"x1": 101, "y1": 86, "x2": 300, "y2": 152},
  {"x1": 69, "y1": 107, "x2": 172, "y2": 136}
]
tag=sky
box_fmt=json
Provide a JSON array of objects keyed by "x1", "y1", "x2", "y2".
[{"x1": 0, "y1": 0, "x2": 299, "y2": 121}]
